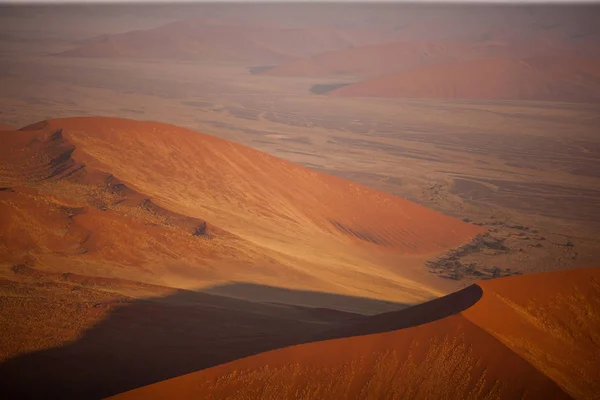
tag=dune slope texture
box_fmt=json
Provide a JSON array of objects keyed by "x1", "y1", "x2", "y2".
[
  {"x1": 329, "y1": 56, "x2": 600, "y2": 102},
  {"x1": 0, "y1": 117, "x2": 483, "y2": 308},
  {"x1": 111, "y1": 268, "x2": 600, "y2": 400}
]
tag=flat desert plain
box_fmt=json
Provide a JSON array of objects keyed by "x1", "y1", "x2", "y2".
[{"x1": 0, "y1": 3, "x2": 599, "y2": 399}]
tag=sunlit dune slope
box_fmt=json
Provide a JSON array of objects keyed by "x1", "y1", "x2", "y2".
[
  {"x1": 0, "y1": 123, "x2": 14, "y2": 131},
  {"x1": 0, "y1": 117, "x2": 483, "y2": 307},
  {"x1": 57, "y1": 19, "x2": 393, "y2": 63},
  {"x1": 110, "y1": 268, "x2": 600, "y2": 400},
  {"x1": 329, "y1": 56, "x2": 600, "y2": 102}
]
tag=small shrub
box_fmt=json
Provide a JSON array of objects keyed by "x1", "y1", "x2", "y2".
[
  {"x1": 451, "y1": 268, "x2": 464, "y2": 280},
  {"x1": 465, "y1": 263, "x2": 477, "y2": 275}
]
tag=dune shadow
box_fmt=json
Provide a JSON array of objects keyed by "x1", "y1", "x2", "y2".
[
  {"x1": 320, "y1": 283, "x2": 484, "y2": 340},
  {"x1": 0, "y1": 282, "x2": 403, "y2": 399},
  {"x1": 201, "y1": 282, "x2": 405, "y2": 315},
  {"x1": 0, "y1": 283, "x2": 482, "y2": 399}
]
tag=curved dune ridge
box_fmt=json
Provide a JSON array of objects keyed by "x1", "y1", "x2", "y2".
[
  {"x1": 110, "y1": 267, "x2": 600, "y2": 400},
  {"x1": 0, "y1": 117, "x2": 483, "y2": 307},
  {"x1": 328, "y1": 56, "x2": 600, "y2": 102}
]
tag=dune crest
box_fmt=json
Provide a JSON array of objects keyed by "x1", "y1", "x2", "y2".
[{"x1": 110, "y1": 268, "x2": 600, "y2": 400}]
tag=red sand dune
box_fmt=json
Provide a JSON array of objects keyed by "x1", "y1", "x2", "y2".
[
  {"x1": 263, "y1": 40, "x2": 544, "y2": 79},
  {"x1": 110, "y1": 267, "x2": 600, "y2": 400},
  {"x1": 329, "y1": 56, "x2": 600, "y2": 103},
  {"x1": 58, "y1": 19, "x2": 396, "y2": 63},
  {"x1": 0, "y1": 117, "x2": 483, "y2": 308}
]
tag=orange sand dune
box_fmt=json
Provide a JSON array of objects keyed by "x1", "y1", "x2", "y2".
[
  {"x1": 111, "y1": 267, "x2": 600, "y2": 400},
  {"x1": 0, "y1": 123, "x2": 14, "y2": 131},
  {"x1": 0, "y1": 117, "x2": 483, "y2": 307},
  {"x1": 263, "y1": 40, "x2": 545, "y2": 79},
  {"x1": 58, "y1": 19, "x2": 395, "y2": 63},
  {"x1": 329, "y1": 56, "x2": 600, "y2": 103}
]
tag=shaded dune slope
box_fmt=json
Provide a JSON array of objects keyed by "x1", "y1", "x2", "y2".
[
  {"x1": 0, "y1": 270, "x2": 376, "y2": 399},
  {"x1": 0, "y1": 117, "x2": 483, "y2": 307},
  {"x1": 329, "y1": 56, "x2": 600, "y2": 102},
  {"x1": 111, "y1": 268, "x2": 600, "y2": 400}
]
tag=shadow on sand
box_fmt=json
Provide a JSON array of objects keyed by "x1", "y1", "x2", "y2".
[{"x1": 0, "y1": 282, "x2": 483, "y2": 399}]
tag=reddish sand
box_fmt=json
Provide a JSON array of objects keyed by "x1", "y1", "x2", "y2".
[
  {"x1": 329, "y1": 56, "x2": 600, "y2": 102},
  {"x1": 0, "y1": 117, "x2": 484, "y2": 307},
  {"x1": 110, "y1": 267, "x2": 600, "y2": 400},
  {"x1": 0, "y1": 123, "x2": 14, "y2": 131},
  {"x1": 263, "y1": 40, "x2": 544, "y2": 78}
]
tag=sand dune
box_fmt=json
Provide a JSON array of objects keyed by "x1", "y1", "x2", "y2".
[
  {"x1": 110, "y1": 267, "x2": 600, "y2": 400},
  {"x1": 0, "y1": 117, "x2": 483, "y2": 308},
  {"x1": 57, "y1": 19, "x2": 396, "y2": 63},
  {"x1": 262, "y1": 40, "x2": 545, "y2": 79},
  {"x1": 0, "y1": 116, "x2": 483, "y2": 397},
  {"x1": 329, "y1": 56, "x2": 600, "y2": 102}
]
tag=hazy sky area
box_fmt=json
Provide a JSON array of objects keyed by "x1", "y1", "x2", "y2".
[{"x1": 2, "y1": 0, "x2": 600, "y2": 3}]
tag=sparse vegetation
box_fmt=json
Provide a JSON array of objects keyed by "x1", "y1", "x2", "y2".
[
  {"x1": 451, "y1": 267, "x2": 464, "y2": 280},
  {"x1": 491, "y1": 267, "x2": 502, "y2": 278},
  {"x1": 510, "y1": 225, "x2": 527, "y2": 230},
  {"x1": 465, "y1": 263, "x2": 477, "y2": 275}
]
